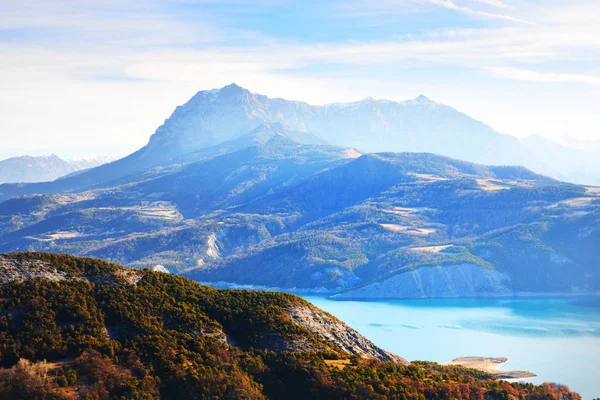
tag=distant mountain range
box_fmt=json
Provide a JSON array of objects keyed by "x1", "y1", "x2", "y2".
[
  {"x1": 2, "y1": 84, "x2": 598, "y2": 195},
  {"x1": 137, "y1": 83, "x2": 600, "y2": 185},
  {"x1": 0, "y1": 84, "x2": 598, "y2": 298},
  {"x1": 0, "y1": 154, "x2": 113, "y2": 184}
]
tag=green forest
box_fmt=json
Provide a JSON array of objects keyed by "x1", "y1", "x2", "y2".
[{"x1": 0, "y1": 253, "x2": 581, "y2": 399}]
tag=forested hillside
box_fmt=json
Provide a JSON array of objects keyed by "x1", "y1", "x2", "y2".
[{"x1": 0, "y1": 253, "x2": 581, "y2": 399}]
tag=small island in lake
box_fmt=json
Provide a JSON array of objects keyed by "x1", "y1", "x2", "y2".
[{"x1": 447, "y1": 357, "x2": 537, "y2": 379}]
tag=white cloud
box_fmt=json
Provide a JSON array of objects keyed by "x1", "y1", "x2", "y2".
[
  {"x1": 425, "y1": 0, "x2": 535, "y2": 24},
  {"x1": 468, "y1": 0, "x2": 514, "y2": 10},
  {"x1": 339, "y1": 0, "x2": 531, "y2": 23},
  {"x1": 487, "y1": 67, "x2": 600, "y2": 86}
]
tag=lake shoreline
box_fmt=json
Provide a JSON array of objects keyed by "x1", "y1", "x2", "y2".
[
  {"x1": 302, "y1": 295, "x2": 600, "y2": 399},
  {"x1": 447, "y1": 357, "x2": 537, "y2": 380},
  {"x1": 329, "y1": 292, "x2": 600, "y2": 301},
  {"x1": 199, "y1": 280, "x2": 600, "y2": 301}
]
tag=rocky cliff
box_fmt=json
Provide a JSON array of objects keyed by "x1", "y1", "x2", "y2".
[
  {"x1": 287, "y1": 303, "x2": 407, "y2": 364},
  {"x1": 333, "y1": 264, "x2": 512, "y2": 299}
]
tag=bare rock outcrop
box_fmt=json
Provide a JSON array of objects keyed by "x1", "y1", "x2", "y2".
[
  {"x1": 287, "y1": 303, "x2": 408, "y2": 365},
  {"x1": 0, "y1": 256, "x2": 69, "y2": 286},
  {"x1": 258, "y1": 333, "x2": 330, "y2": 353},
  {"x1": 0, "y1": 255, "x2": 143, "y2": 287}
]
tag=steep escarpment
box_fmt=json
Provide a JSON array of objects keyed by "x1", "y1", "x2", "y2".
[
  {"x1": 334, "y1": 263, "x2": 512, "y2": 299},
  {"x1": 287, "y1": 304, "x2": 407, "y2": 364},
  {"x1": 0, "y1": 253, "x2": 581, "y2": 399}
]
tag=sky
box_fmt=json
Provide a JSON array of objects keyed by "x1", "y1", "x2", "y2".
[{"x1": 0, "y1": 0, "x2": 599, "y2": 159}]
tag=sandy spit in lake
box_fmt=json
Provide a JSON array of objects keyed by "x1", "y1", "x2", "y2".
[{"x1": 447, "y1": 357, "x2": 536, "y2": 379}]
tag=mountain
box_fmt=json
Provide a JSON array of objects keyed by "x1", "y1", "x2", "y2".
[
  {"x1": 521, "y1": 135, "x2": 600, "y2": 185},
  {"x1": 0, "y1": 85, "x2": 598, "y2": 299},
  {"x1": 185, "y1": 152, "x2": 599, "y2": 297},
  {"x1": 0, "y1": 84, "x2": 598, "y2": 204},
  {"x1": 0, "y1": 253, "x2": 581, "y2": 399},
  {"x1": 0, "y1": 122, "x2": 340, "y2": 203},
  {"x1": 0, "y1": 155, "x2": 113, "y2": 184},
  {"x1": 134, "y1": 83, "x2": 600, "y2": 185},
  {"x1": 133, "y1": 85, "x2": 517, "y2": 175},
  {"x1": 0, "y1": 135, "x2": 597, "y2": 298}
]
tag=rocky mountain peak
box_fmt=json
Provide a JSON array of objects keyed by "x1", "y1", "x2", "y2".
[
  {"x1": 406, "y1": 94, "x2": 437, "y2": 107},
  {"x1": 220, "y1": 82, "x2": 246, "y2": 94}
]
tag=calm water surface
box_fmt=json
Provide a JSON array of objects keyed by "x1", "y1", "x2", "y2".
[{"x1": 302, "y1": 296, "x2": 600, "y2": 400}]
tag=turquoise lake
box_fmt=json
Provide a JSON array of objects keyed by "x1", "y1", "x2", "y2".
[{"x1": 302, "y1": 296, "x2": 600, "y2": 400}]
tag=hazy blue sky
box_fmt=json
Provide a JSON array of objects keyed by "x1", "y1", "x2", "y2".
[{"x1": 1, "y1": 0, "x2": 599, "y2": 159}]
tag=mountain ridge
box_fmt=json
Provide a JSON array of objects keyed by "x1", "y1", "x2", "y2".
[
  {"x1": 1, "y1": 139, "x2": 596, "y2": 299},
  {"x1": 0, "y1": 252, "x2": 404, "y2": 364},
  {"x1": 0, "y1": 83, "x2": 597, "y2": 205},
  {"x1": 140, "y1": 83, "x2": 600, "y2": 185}
]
